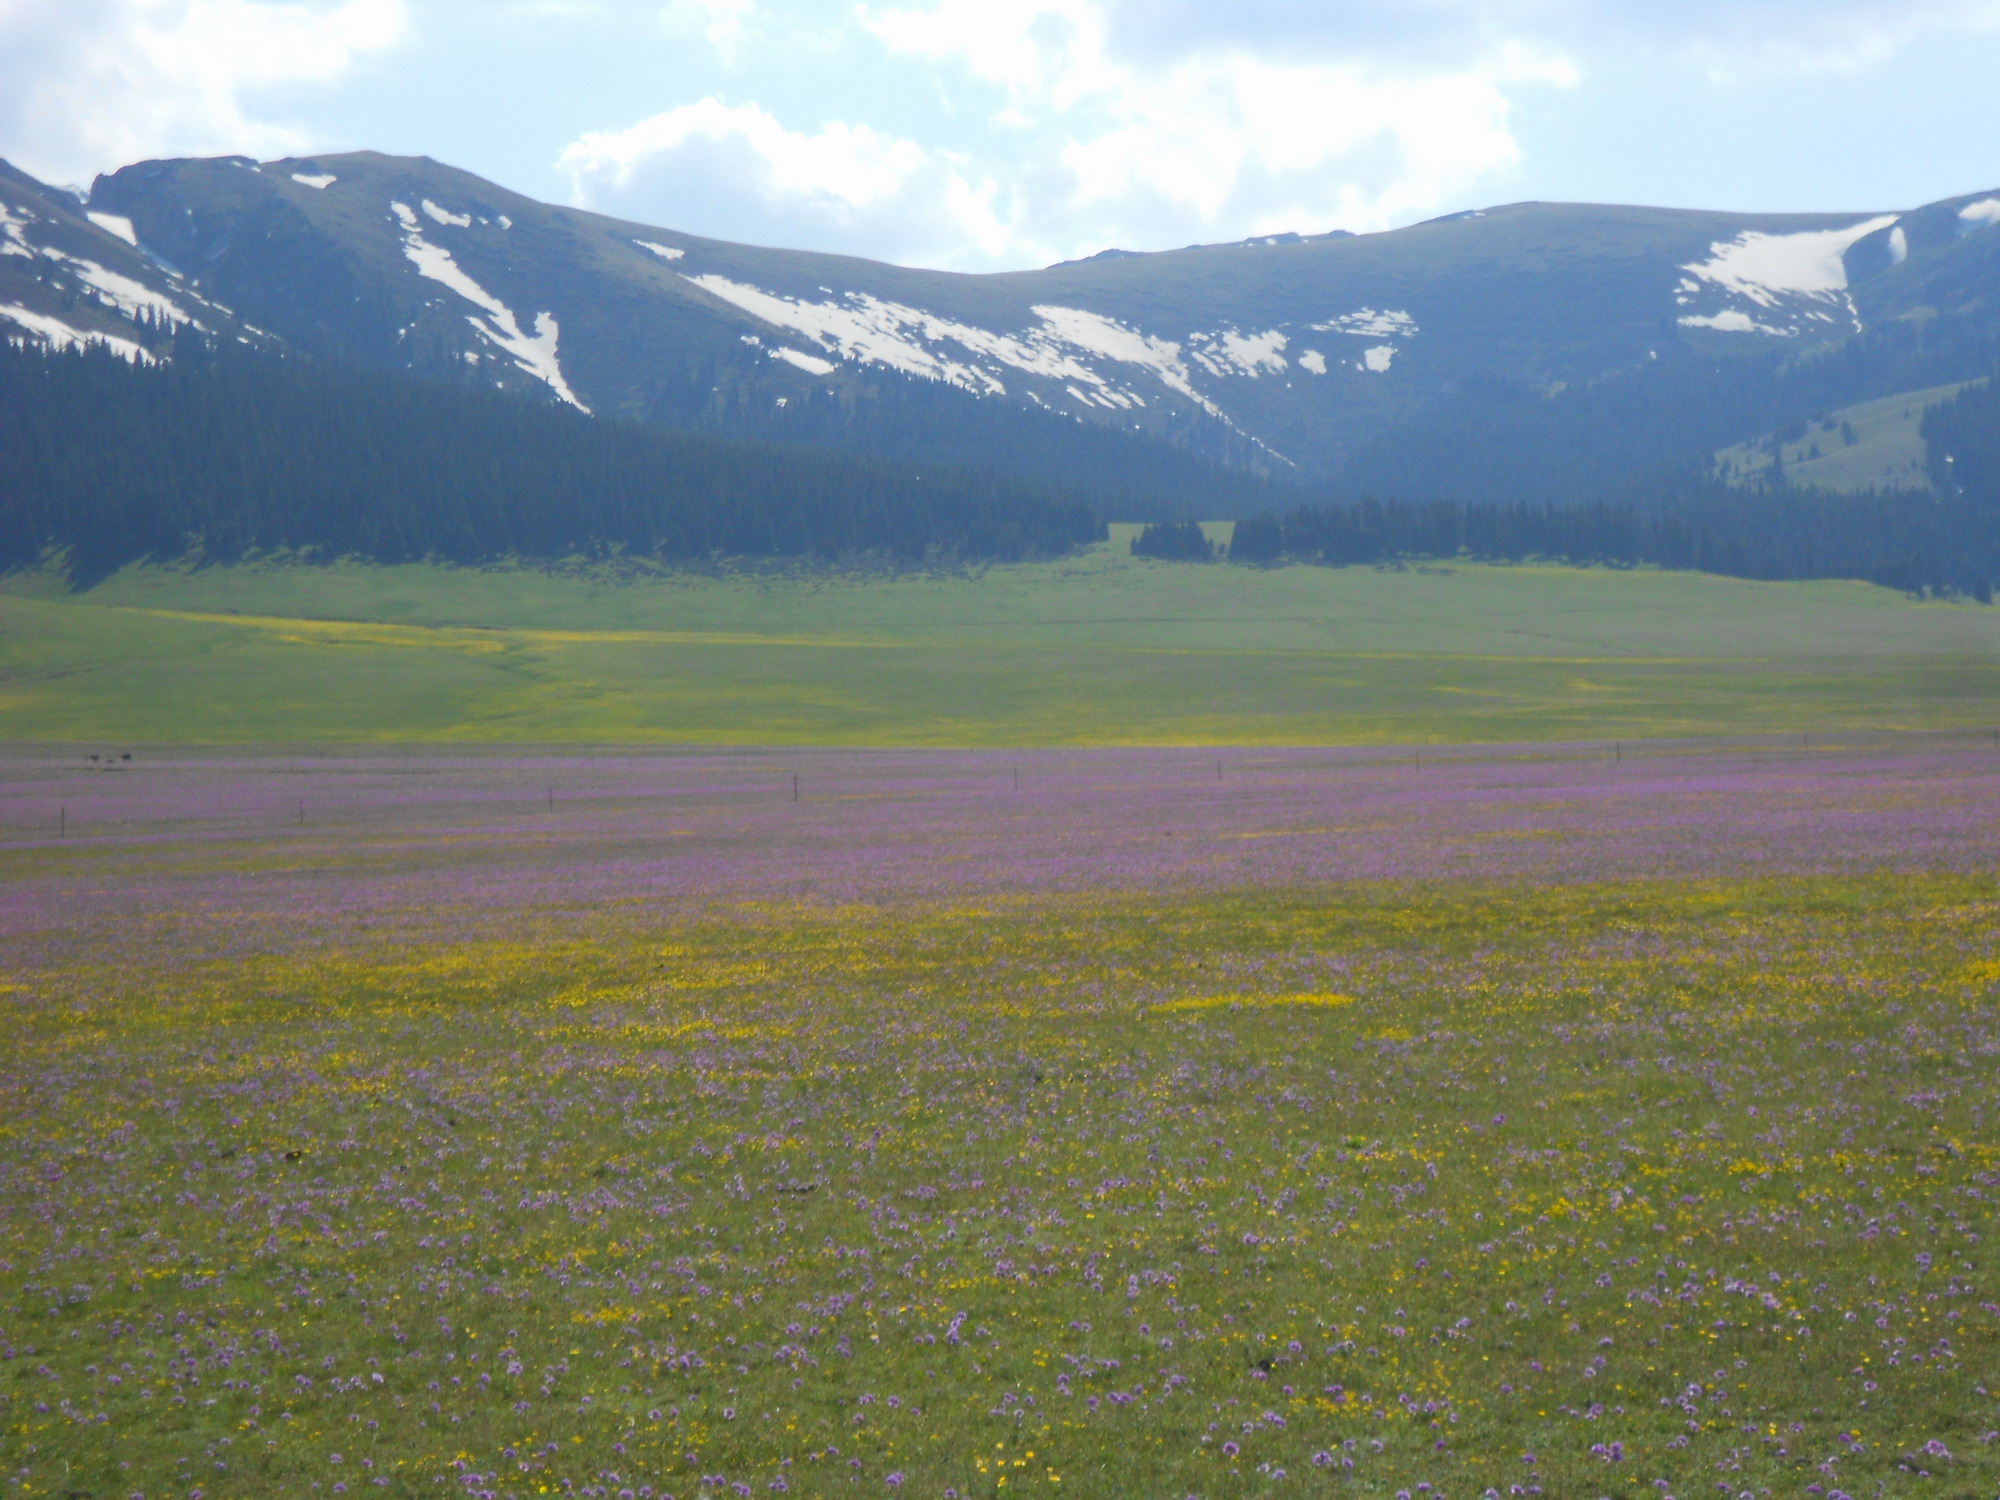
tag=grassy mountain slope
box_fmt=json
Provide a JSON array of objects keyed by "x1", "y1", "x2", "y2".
[{"x1": 1716, "y1": 383, "x2": 1969, "y2": 491}]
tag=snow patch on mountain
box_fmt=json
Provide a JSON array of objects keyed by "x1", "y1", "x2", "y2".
[
  {"x1": 1031, "y1": 305, "x2": 1219, "y2": 413},
  {"x1": 390, "y1": 201, "x2": 587, "y2": 411},
  {"x1": 1959, "y1": 198, "x2": 2000, "y2": 230},
  {"x1": 1678, "y1": 310, "x2": 1788, "y2": 336},
  {"x1": 3, "y1": 202, "x2": 200, "y2": 329},
  {"x1": 64, "y1": 257, "x2": 193, "y2": 327},
  {"x1": 1681, "y1": 218, "x2": 1897, "y2": 306},
  {"x1": 0, "y1": 304, "x2": 153, "y2": 362},
  {"x1": 1298, "y1": 349, "x2": 1327, "y2": 375},
  {"x1": 1190, "y1": 328, "x2": 1288, "y2": 377},
  {"x1": 1026, "y1": 308, "x2": 1172, "y2": 396},
  {"x1": 22, "y1": 237, "x2": 189, "y2": 326},
  {"x1": 1313, "y1": 308, "x2": 1418, "y2": 340},
  {"x1": 1360, "y1": 346, "x2": 1397, "y2": 373},
  {"x1": 1889, "y1": 226, "x2": 1909, "y2": 264},
  {"x1": 291, "y1": 173, "x2": 338, "y2": 190},
  {"x1": 1, "y1": 204, "x2": 38, "y2": 257},
  {"x1": 636, "y1": 240, "x2": 686, "y2": 261},
  {"x1": 86, "y1": 212, "x2": 138, "y2": 246},
  {"x1": 673, "y1": 275, "x2": 1316, "y2": 450},
  {"x1": 1676, "y1": 216, "x2": 1896, "y2": 336},
  {"x1": 687, "y1": 274, "x2": 1012, "y2": 394},
  {"x1": 422, "y1": 200, "x2": 472, "y2": 229},
  {"x1": 770, "y1": 346, "x2": 834, "y2": 376},
  {"x1": 681, "y1": 274, "x2": 1306, "y2": 438}
]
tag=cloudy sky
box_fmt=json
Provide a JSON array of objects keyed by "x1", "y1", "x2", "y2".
[{"x1": 3, "y1": 0, "x2": 1999, "y2": 270}]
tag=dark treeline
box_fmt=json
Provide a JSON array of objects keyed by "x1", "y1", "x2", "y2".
[
  {"x1": 1231, "y1": 462, "x2": 2000, "y2": 599},
  {"x1": 0, "y1": 339, "x2": 1105, "y2": 583},
  {"x1": 1926, "y1": 378, "x2": 2000, "y2": 503},
  {"x1": 1130, "y1": 519, "x2": 1216, "y2": 560}
]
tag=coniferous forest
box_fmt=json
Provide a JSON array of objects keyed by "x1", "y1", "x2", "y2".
[
  {"x1": 1227, "y1": 376, "x2": 2000, "y2": 597},
  {"x1": 3, "y1": 334, "x2": 1995, "y2": 596},
  {"x1": 1129, "y1": 519, "x2": 1216, "y2": 560},
  {"x1": 0, "y1": 340, "x2": 1106, "y2": 583}
]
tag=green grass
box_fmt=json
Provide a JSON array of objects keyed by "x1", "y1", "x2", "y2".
[
  {"x1": 1715, "y1": 382, "x2": 1968, "y2": 493},
  {"x1": 6, "y1": 538, "x2": 2000, "y2": 744},
  {"x1": 5, "y1": 869, "x2": 1997, "y2": 1498}
]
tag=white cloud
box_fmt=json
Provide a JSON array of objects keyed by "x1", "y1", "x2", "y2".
[
  {"x1": 867, "y1": 0, "x2": 1572, "y2": 252},
  {"x1": 558, "y1": 98, "x2": 1011, "y2": 266},
  {"x1": 659, "y1": 0, "x2": 755, "y2": 63},
  {"x1": 559, "y1": 0, "x2": 1575, "y2": 268},
  {"x1": 1045, "y1": 45, "x2": 1569, "y2": 241},
  {"x1": 0, "y1": 0, "x2": 409, "y2": 186}
]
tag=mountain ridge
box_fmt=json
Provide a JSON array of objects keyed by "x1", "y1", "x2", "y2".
[{"x1": 3, "y1": 148, "x2": 1996, "y2": 507}]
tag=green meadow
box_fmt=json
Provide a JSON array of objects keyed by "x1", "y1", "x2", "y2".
[
  {"x1": 5, "y1": 530, "x2": 1999, "y2": 744},
  {"x1": 6, "y1": 846, "x2": 1999, "y2": 1499}
]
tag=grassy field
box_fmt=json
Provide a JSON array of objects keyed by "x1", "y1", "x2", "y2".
[
  {"x1": 2, "y1": 745, "x2": 1996, "y2": 1499},
  {"x1": 4, "y1": 536, "x2": 2000, "y2": 744}
]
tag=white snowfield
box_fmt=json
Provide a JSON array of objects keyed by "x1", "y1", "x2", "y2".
[
  {"x1": 422, "y1": 200, "x2": 472, "y2": 229},
  {"x1": 1312, "y1": 308, "x2": 1418, "y2": 340},
  {"x1": 86, "y1": 212, "x2": 138, "y2": 246},
  {"x1": 679, "y1": 271, "x2": 1400, "y2": 435},
  {"x1": 1361, "y1": 346, "x2": 1397, "y2": 373},
  {"x1": 1190, "y1": 327, "x2": 1288, "y2": 377},
  {"x1": 635, "y1": 241, "x2": 686, "y2": 261},
  {"x1": 2, "y1": 203, "x2": 200, "y2": 331},
  {"x1": 291, "y1": 173, "x2": 338, "y2": 190},
  {"x1": 1028, "y1": 303, "x2": 1214, "y2": 412},
  {"x1": 687, "y1": 273, "x2": 1166, "y2": 410},
  {"x1": 769, "y1": 346, "x2": 834, "y2": 376},
  {"x1": 1678, "y1": 310, "x2": 1780, "y2": 336},
  {"x1": 0, "y1": 205, "x2": 34, "y2": 258},
  {"x1": 63, "y1": 255, "x2": 195, "y2": 328},
  {"x1": 390, "y1": 202, "x2": 587, "y2": 412},
  {"x1": 1960, "y1": 199, "x2": 2000, "y2": 230},
  {"x1": 1675, "y1": 216, "x2": 1897, "y2": 336},
  {"x1": 0, "y1": 303, "x2": 153, "y2": 362}
]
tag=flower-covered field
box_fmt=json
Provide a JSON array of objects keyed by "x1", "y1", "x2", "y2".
[{"x1": 3, "y1": 743, "x2": 1998, "y2": 1500}]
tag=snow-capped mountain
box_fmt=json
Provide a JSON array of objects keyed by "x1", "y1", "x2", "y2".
[
  {"x1": 6, "y1": 149, "x2": 1997, "y2": 498},
  {"x1": 0, "y1": 161, "x2": 248, "y2": 362}
]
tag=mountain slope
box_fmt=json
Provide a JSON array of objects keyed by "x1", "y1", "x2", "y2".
[
  {"x1": 0, "y1": 161, "x2": 247, "y2": 361},
  {"x1": 84, "y1": 152, "x2": 1281, "y2": 513},
  {"x1": 3, "y1": 150, "x2": 1995, "y2": 501}
]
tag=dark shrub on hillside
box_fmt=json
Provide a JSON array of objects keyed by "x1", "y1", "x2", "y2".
[
  {"x1": 1228, "y1": 513, "x2": 1282, "y2": 562},
  {"x1": 1131, "y1": 520, "x2": 1215, "y2": 560}
]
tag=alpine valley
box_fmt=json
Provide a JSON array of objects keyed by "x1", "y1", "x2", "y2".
[{"x1": 4, "y1": 149, "x2": 2000, "y2": 509}]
